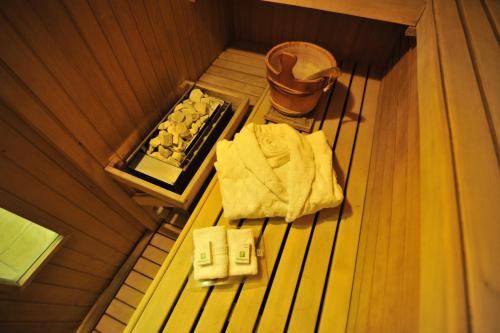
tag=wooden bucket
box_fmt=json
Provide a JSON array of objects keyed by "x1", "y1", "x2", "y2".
[{"x1": 265, "y1": 41, "x2": 340, "y2": 116}]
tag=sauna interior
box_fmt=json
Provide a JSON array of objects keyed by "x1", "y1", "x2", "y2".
[{"x1": 0, "y1": 0, "x2": 498, "y2": 332}]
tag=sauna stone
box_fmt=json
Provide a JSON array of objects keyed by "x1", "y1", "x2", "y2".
[{"x1": 146, "y1": 88, "x2": 222, "y2": 166}]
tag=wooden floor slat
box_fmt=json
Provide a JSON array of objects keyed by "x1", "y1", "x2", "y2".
[
  {"x1": 133, "y1": 258, "x2": 160, "y2": 279},
  {"x1": 211, "y1": 57, "x2": 267, "y2": 77},
  {"x1": 316, "y1": 68, "x2": 381, "y2": 333},
  {"x1": 141, "y1": 245, "x2": 168, "y2": 265},
  {"x1": 150, "y1": 234, "x2": 175, "y2": 252},
  {"x1": 206, "y1": 66, "x2": 267, "y2": 88},
  {"x1": 224, "y1": 218, "x2": 289, "y2": 333},
  {"x1": 105, "y1": 299, "x2": 135, "y2": 324},
  {"x1": 96, "y1": 315, "x2": 125, "y2": 333},
  {"x1": 218, "y1": 51, "x2": 266, "y2": 69},
  {"x1": 124, "y1": 271, "x2": 152, "y2": 294},
  {"x1": 288, "y1": 64, "x2": 372, "y2": 333},
  {"x1": 115, "y1": 285, "x2": 143, "y2": 308},
  {"x1": 256, "y1": 64, "x2": 368, "y2": 333}
]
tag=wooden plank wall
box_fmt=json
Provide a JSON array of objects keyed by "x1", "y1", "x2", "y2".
[
  {"x1": 94, "y1": 223, "x2": 179, "y2": 333},
  {"x1": 347, "y1": 37, "x2": 420, "y2": 332},
  {"x1": 233, "y1": 0, "x2": 406, "y2": 68},
  {"x1": 262, "y1": 0, "x2": 425, "y2": 26},
  {"x1": 0, "y1": 1, "x2": 231, "y2": 332},
  {"x1": 418, "y1": 1, "x2": 500, "y2": 332}
]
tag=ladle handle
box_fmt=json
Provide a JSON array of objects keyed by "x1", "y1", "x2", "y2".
[
  {"x1": 277, "y1": 52, "x2": 299, "y2": 85},
  {"x1": 305, "y1": 66, "x2": 341, "y2": 80}
]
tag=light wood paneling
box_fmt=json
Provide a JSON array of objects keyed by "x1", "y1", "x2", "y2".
[
  {"x1": 483, "y1": 0, "x2": 500, "y2": 36},
  {"x1": 419, "y1": 0, "x2": 500, "y2": 331},
  {"x1": 0, "y1": 1, "x2": 231, "y2": 332},
  {"x1": 262, "y1": 0, "x2": 425, "y2": 26},
  {"x1": 233, "y1": 0, "x2": 406, "y2": 67},
  {"x1": 456, "y1": 0, "x2": 500, "y2": 153},
  {"x1": 314, "y1": 65, "x2": 380, "y2": 333},
  {"x1": 198, "y1": 48, "x2": 268, "y2": 105},
  {"x1": 0, "y1": 301, "x2": 88, "y2": 322},
  {"x1": 347, "y1": 37, "x2": 420, "y2": 333},
  {"x1": 0, "y1": 282, "x2": 97, "y2": 307},
  {"x1": 416, "y1": 4, "x2": 467, "y2": 332},
  {"x1": 0, "y1": 322, "x2": 79, "y2": 333}
]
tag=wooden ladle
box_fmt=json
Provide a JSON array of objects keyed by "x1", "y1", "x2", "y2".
[{"x1": 305, "y1": 66, "x2": 341, "y2": 80}]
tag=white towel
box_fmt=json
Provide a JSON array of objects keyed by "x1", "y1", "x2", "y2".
[
  {"x1": 192, "y1": 226, "x2": 228, "y2": 280},
  {"x1": 227, "y1": 229, "x2": 258, "y2": 276},
  {"x1": 215, "y1": 123, "x2": 343, "y2": 222}
]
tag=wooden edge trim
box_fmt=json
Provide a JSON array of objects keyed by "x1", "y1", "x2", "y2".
[
  {"x1": 76, "y1": 230, "x2": 155, "y2": 333},
  {"x1": 104, "y1": 166, "x2": 184, "y2": 209},
  {"x1": 132, "y1": 194, "x2": 173, "y2": 207},
  {"x1": 261, "y1": 0, "x2": 425, "y2": 26},
  {"x1": 416, "y1": 4, "x2": 468, "y2": 333},
  {"x1": 0, "y1": 234, "x2": 67, "y2": 292}
]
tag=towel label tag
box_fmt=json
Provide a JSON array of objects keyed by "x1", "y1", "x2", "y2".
[
  {"x1": 196, "y1": 241, "x2": 212, "y2": 266},
  {"x1": 235, "y1": 243, "x2": 251, "y2": 265}
]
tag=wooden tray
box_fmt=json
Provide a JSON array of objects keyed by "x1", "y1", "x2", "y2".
[{"x1": 105, "y1": 82, "x2": 249, "y2": 210}]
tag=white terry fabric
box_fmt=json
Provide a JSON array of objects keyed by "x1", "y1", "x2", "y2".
[
  {"x1": 215, "y1": 123, "x2": 343, "y2": 222},
  {"x1": 192, "y1": 226, "x2": 228, "y2": 280},
  {"x1": 227, "y1": 229, "x2": 258, "y2": 276}
]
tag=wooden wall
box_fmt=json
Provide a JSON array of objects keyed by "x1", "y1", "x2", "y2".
[
  {"x1": 418, "y1": 1, "x2": 500, "y2": 332},
  {"x1": 233, "y1": 0, "x2": 405, "y2": 68},
  {"x1": 0, "y1": 0, "x2": 231, "y2": 332},
  {"x1": 262, "y1": 0, "x2": 425, "y2": 26},
  {"x1": 347, "y1": 37, "x2": 420, "y2": 332}
]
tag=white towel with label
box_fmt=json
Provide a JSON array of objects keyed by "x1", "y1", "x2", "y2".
[
  {"x1": 192, "y1": 226, "x2": 228, "y2": 280},
  {"x1": 227, "y1": 229, "x2": 258, "y2": 276},
  {"x1": 215, "y1": 123, "x2": 343, "y2": 222}
]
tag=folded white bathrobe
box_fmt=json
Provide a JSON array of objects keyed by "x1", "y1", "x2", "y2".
[
  {"x1": 192, "y1": 226, "x2": 228, "y2": 280},
  {"x1": 215, "y1": 123, "x2": 343, "y2": 222},
  {"x1": 227, "y1": 229, "x2": 258, "y2": 276}
]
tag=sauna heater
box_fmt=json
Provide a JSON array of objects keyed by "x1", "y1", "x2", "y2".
[{"x1": 125, "y1": 86, "x2": 233, "y2": 194}]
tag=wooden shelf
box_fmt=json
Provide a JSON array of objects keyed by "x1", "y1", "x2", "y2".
[{"x1": 262, "y1": 0, "x2": 425, "y2": 26}]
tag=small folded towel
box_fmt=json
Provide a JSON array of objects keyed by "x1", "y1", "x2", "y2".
[
  {"x1": 192, "y1": 226, "x2": 228, "y2": 280},
  {"x1": 227, "y1": 229, "x2": 258, "y2": 276}
]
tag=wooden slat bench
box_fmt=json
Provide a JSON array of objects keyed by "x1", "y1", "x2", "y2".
[{"x1": 125, "y1": 61, "x2": 383, "y2": 333}]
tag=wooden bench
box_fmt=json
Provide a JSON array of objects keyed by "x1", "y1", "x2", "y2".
[{"x1": 125, "y1": 61, "x2": 384, "y2": 332}]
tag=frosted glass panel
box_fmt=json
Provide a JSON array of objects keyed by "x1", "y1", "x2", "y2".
[{"x1": 0, "y1": 208, "x2": 59, "y2": 283}]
